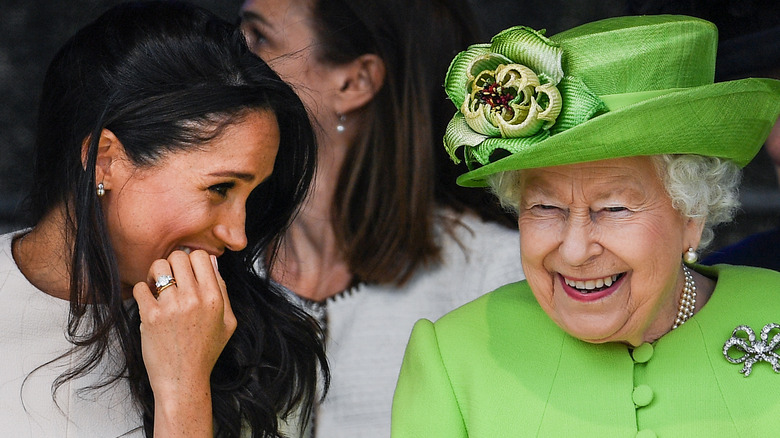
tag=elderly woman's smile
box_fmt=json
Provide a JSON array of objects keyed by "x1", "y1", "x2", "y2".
[
  {"x1": 517, "y1": 156, "x2": 704, "y2": 346},
  {"x1": 559, "y1": 272, "x2": 625, "y2": 298}
]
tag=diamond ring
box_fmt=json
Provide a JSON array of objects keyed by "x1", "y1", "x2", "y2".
[{"x1": 154, "y1": 274, "x2": 176, "y2": 297}]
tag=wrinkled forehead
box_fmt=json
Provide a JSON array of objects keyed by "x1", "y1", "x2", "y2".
[{"x1": 518, "y1": 157, "x2": 662, "y2": 200}]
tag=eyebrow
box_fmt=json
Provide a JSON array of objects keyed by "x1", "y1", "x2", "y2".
[
  {"x1": 240, "y1": 9, "x2": 272, "y2": 29},
  {"x1": 594, "y1": 185, "x2": 643, "y2": 199},
  {"x1": 209, "y1": 171, "x2": 257, "y2": 182},
  {"x1": 522, "y1": 174, "x2": 646, "y2": 201}
]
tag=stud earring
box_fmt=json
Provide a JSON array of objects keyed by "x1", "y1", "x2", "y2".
[
  {"x1": 97, "y1": 182, "x2": 105, "y2": 197},
  {"x1": 683, "y1": 247, "x2": 698, "y2": 264},
  {"x1": 336, "y1": 113, "x2": 346, "y2": 133}
]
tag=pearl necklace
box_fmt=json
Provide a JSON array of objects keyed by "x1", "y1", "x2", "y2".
[{"x1": 672, "y1": 265, "x2": 697, "y2": 329}]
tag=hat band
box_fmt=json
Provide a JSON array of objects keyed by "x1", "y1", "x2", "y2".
[{"x1": 600, "y1": 87, "x2": 687, "y2": 111}]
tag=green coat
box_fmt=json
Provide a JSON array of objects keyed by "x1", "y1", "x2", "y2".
[{"x1": 392, "y1": 265, "x2": 780, "y2": 437}]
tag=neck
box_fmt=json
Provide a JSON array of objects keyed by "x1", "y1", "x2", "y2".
[
  {"x1": 638, "y1": 265, "x2": 715, "y2": 346},
  {"x1": 273, "y1": 223, "x2": 354, "y2": 302},
  {"x1": 684, "y1": 267, "x2": 714, "y2": 316},
  {"x1": 12, "y1": 206, "x2": 73, "y2": 301},
  {"x1": 271, "y1": 128, "x2": 354, "y2": 302}
]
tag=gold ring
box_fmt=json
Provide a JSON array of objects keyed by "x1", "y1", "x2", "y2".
[{"x1": 154, "y1": 275, "x2": 176, "y2": 297}]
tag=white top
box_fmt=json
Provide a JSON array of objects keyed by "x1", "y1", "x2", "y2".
[
  {"x1": 284, "y1": 212, "x2": 524, "y2": 438},
  {"x1": 0, "y1": 231, "x2": 143, "y2": 437}
]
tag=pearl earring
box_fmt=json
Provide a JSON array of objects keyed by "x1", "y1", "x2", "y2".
[
  {"x1": 336, "y1": 113, "x2": 346, "y2": 133},
  {"x1": 683, "y1": 247, "x2": 698, "y2": 264},
  {"x1": 97, "y1": 182, "x2": 105, "y2": 197}
]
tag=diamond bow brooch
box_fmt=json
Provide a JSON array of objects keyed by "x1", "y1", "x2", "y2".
[{"x1": 723, "y1": 323, "x2": 780, "y2": 377}]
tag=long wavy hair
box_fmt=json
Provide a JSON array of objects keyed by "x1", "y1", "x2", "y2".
[
  {"x1": 309, "y1": 0, "x2": 515, "y2": 286},
  {"x1": 26, "y1": 1, "x2": 327, "y2": 436}
]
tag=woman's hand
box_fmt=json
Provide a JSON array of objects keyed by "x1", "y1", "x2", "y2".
[{"x1": 133, "y1": 250, "x2": 237, "y2": 437}]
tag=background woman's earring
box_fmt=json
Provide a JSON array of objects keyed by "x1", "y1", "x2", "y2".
[
  {"x1": 683, "y1": 247, "x2": 698, "y2": 264},
  {"x1": 336, "y1": 113, "x2": 346, "y2": 133},
  {"x1": 97, "y1": 182, "x2": 105, "y2": 197}
]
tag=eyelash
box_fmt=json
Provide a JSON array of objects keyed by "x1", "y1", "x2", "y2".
[
  {"x1": 530, "y1": 204, "x2": 560, "y2": 212},
  {"x1": 242, "y1": 25, "x2": 267, "y2": 48},
  {"x1": 530, "y1": 205, "x2": 629, "y2": 214},
  {"x1": 209, "y1": 182, "x2": 235, "y2": 198}
]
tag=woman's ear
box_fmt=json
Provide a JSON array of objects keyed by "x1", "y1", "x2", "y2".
[
  {"x1": 333, "y1": 53, "x2": 386, "y2": 114},
  {"x1": 683, "y1": 216, "x2": 706, "y2": 254},
  {"x1": 81, "y1": 129, "x2": 125, "y2": 191}
]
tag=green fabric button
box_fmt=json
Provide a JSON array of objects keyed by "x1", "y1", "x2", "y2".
[
  {"x1": 632, "y1": 343, "x2": 654, "y2": 363},
  {"x1": 633, "y1": 385, "x2": 654, "y2": 407},
  {"x1": 636, "y1": 429, "x2": 657, "y2": 438}
]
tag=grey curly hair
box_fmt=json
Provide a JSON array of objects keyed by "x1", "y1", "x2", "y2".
[{"x1": 487, "y1": 154, "x2": 743, "y2": 250}]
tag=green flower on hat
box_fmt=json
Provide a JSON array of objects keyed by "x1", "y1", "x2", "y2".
[
  {"x1": 444, "y1": 26, "x2": 605, "y2": 169},
  {"x1": 462, "y1": 62, "x2": 562, "y2": 138}
]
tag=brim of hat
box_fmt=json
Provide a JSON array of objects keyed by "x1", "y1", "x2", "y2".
[{"x1": 457, "y1": 77, "x2": 780, "y2": 187}]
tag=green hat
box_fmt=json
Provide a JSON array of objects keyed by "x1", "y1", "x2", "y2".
[{"x1": 443, "y1": 15, "x2": 780, "y2": 187}]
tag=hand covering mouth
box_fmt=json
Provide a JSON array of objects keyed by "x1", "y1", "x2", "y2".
[{"x1": 563, "y1": 273, "x2": 625, "y2": 293}]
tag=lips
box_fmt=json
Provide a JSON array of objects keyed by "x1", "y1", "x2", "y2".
[
  {"x1": 563, "y1": 274, "x2": 620, "y2": 292},
  {"x1": 174, "y1": 246, "x2": 224, "y2": 257},
  {"x1": 559, "y1": 272, "x2": 626, "y2": 301}
]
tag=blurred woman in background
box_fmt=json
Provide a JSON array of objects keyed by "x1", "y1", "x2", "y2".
[{"x1": 239, "y1": 0, "x2": 524, "y2": 435}]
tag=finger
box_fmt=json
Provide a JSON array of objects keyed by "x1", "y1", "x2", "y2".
[
  {"x1": 188, "y1": 250, "x2": 222, "y2": 301},
  {"x1": 147, "y1": 258, "x2": 178, "y2": 300},
  {"x1": 165, "y1": 250, "x2": 196, "y2": 298},
  {"x1": 212, "y1": 255, "x2": 236, "y2": 333},
  {"x1": 133, "y1": 280, "x2": 158, "y2": 318},
  {"x1": 208, "y1": 255, "x2": 228, "y2": 301},
  {"x1": 190, "y1": 251, "x2": 235, "y2": 333}
]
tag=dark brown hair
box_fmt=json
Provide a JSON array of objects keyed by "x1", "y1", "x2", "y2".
[
  {"x1": 311, "y1": 0, "x2": 515, "y2": 285},
  {"x1": 29, "y1": 2, "x2": 326, "y2": 435}
]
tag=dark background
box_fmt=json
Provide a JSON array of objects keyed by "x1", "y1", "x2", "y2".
[{"x1": 1, "y1": 0, "x2": 778, "y2": 256}]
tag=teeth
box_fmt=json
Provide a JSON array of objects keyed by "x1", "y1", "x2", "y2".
[
  {"x1": 177, "y1": 247, "x2": 192, "y2": 254},
  {"x1": 564, "y1": 274, "x2": 620, "y2": 292}
]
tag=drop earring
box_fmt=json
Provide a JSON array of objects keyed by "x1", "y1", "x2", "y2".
[
  {"x1": 336, "y1": 113, "x2": 346, "y2": 133},
  {"x1": 683, "y1": 247, "x2": 698, "y2": 264},
  {"x1": 97, "y1": 182, "x2": 105, "y2": 197}
]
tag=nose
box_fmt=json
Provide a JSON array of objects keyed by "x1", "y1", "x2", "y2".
[
  {"x1": 558, "y1": 213, "x2": 602, "y2": 266},
  {"x1": 214, "y1": 205, "x2": 248, "y2": 252}
]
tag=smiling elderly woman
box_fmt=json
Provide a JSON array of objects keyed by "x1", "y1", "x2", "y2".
[{"x1": 391, "y1": 15, "x2": 780, "y2": 437}]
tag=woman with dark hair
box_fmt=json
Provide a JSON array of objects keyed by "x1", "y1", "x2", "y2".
[
  {"x1": 1, "y1": 1, "x2": 326, "y2": 436},
  {"x1": 239, "y1": 0, "x2": 524, "y2": 435}
]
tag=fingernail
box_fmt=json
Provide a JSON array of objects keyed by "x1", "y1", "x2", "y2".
[{"x1": 211, "y1": 254, "x2": 219, "y2": 272}]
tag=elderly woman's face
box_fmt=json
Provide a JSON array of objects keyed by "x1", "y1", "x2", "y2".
[{"x1": 517, "y1": 156, "x2": 701, "y2": 346}]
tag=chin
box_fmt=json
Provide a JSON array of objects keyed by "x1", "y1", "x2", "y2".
[
  {"x1": 566, "y1": 329, "x2": 616, "y2": 344},
  {"x1": 557, "y1": 316, "x2": 625, "y2": 344}
]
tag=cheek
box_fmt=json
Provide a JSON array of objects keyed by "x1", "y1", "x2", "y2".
[
  {"x1": 519, "y1": 216, "x2": 561, "y2": 304},
  {"x1": 518, "y1": 215, "x2": 561, "y2": 267},
  {"x1": 108, "y1": 188, "x2": 206, "y2": 255},
  {"x1": 605, "y1": 215, "x2": 685, "y2": 305},
  {"x1": 268, "y1": 51, "x2": 319, "y2": 88},
  {"x1": 605, "y1": 214, "x2": 684, "y2": 264},
  {"x1": 267, "y1": 59, "x2": 300, "y2": 83},
  {"x1": 110, "y1": 201, "x2": 206, "y2": 284}
]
